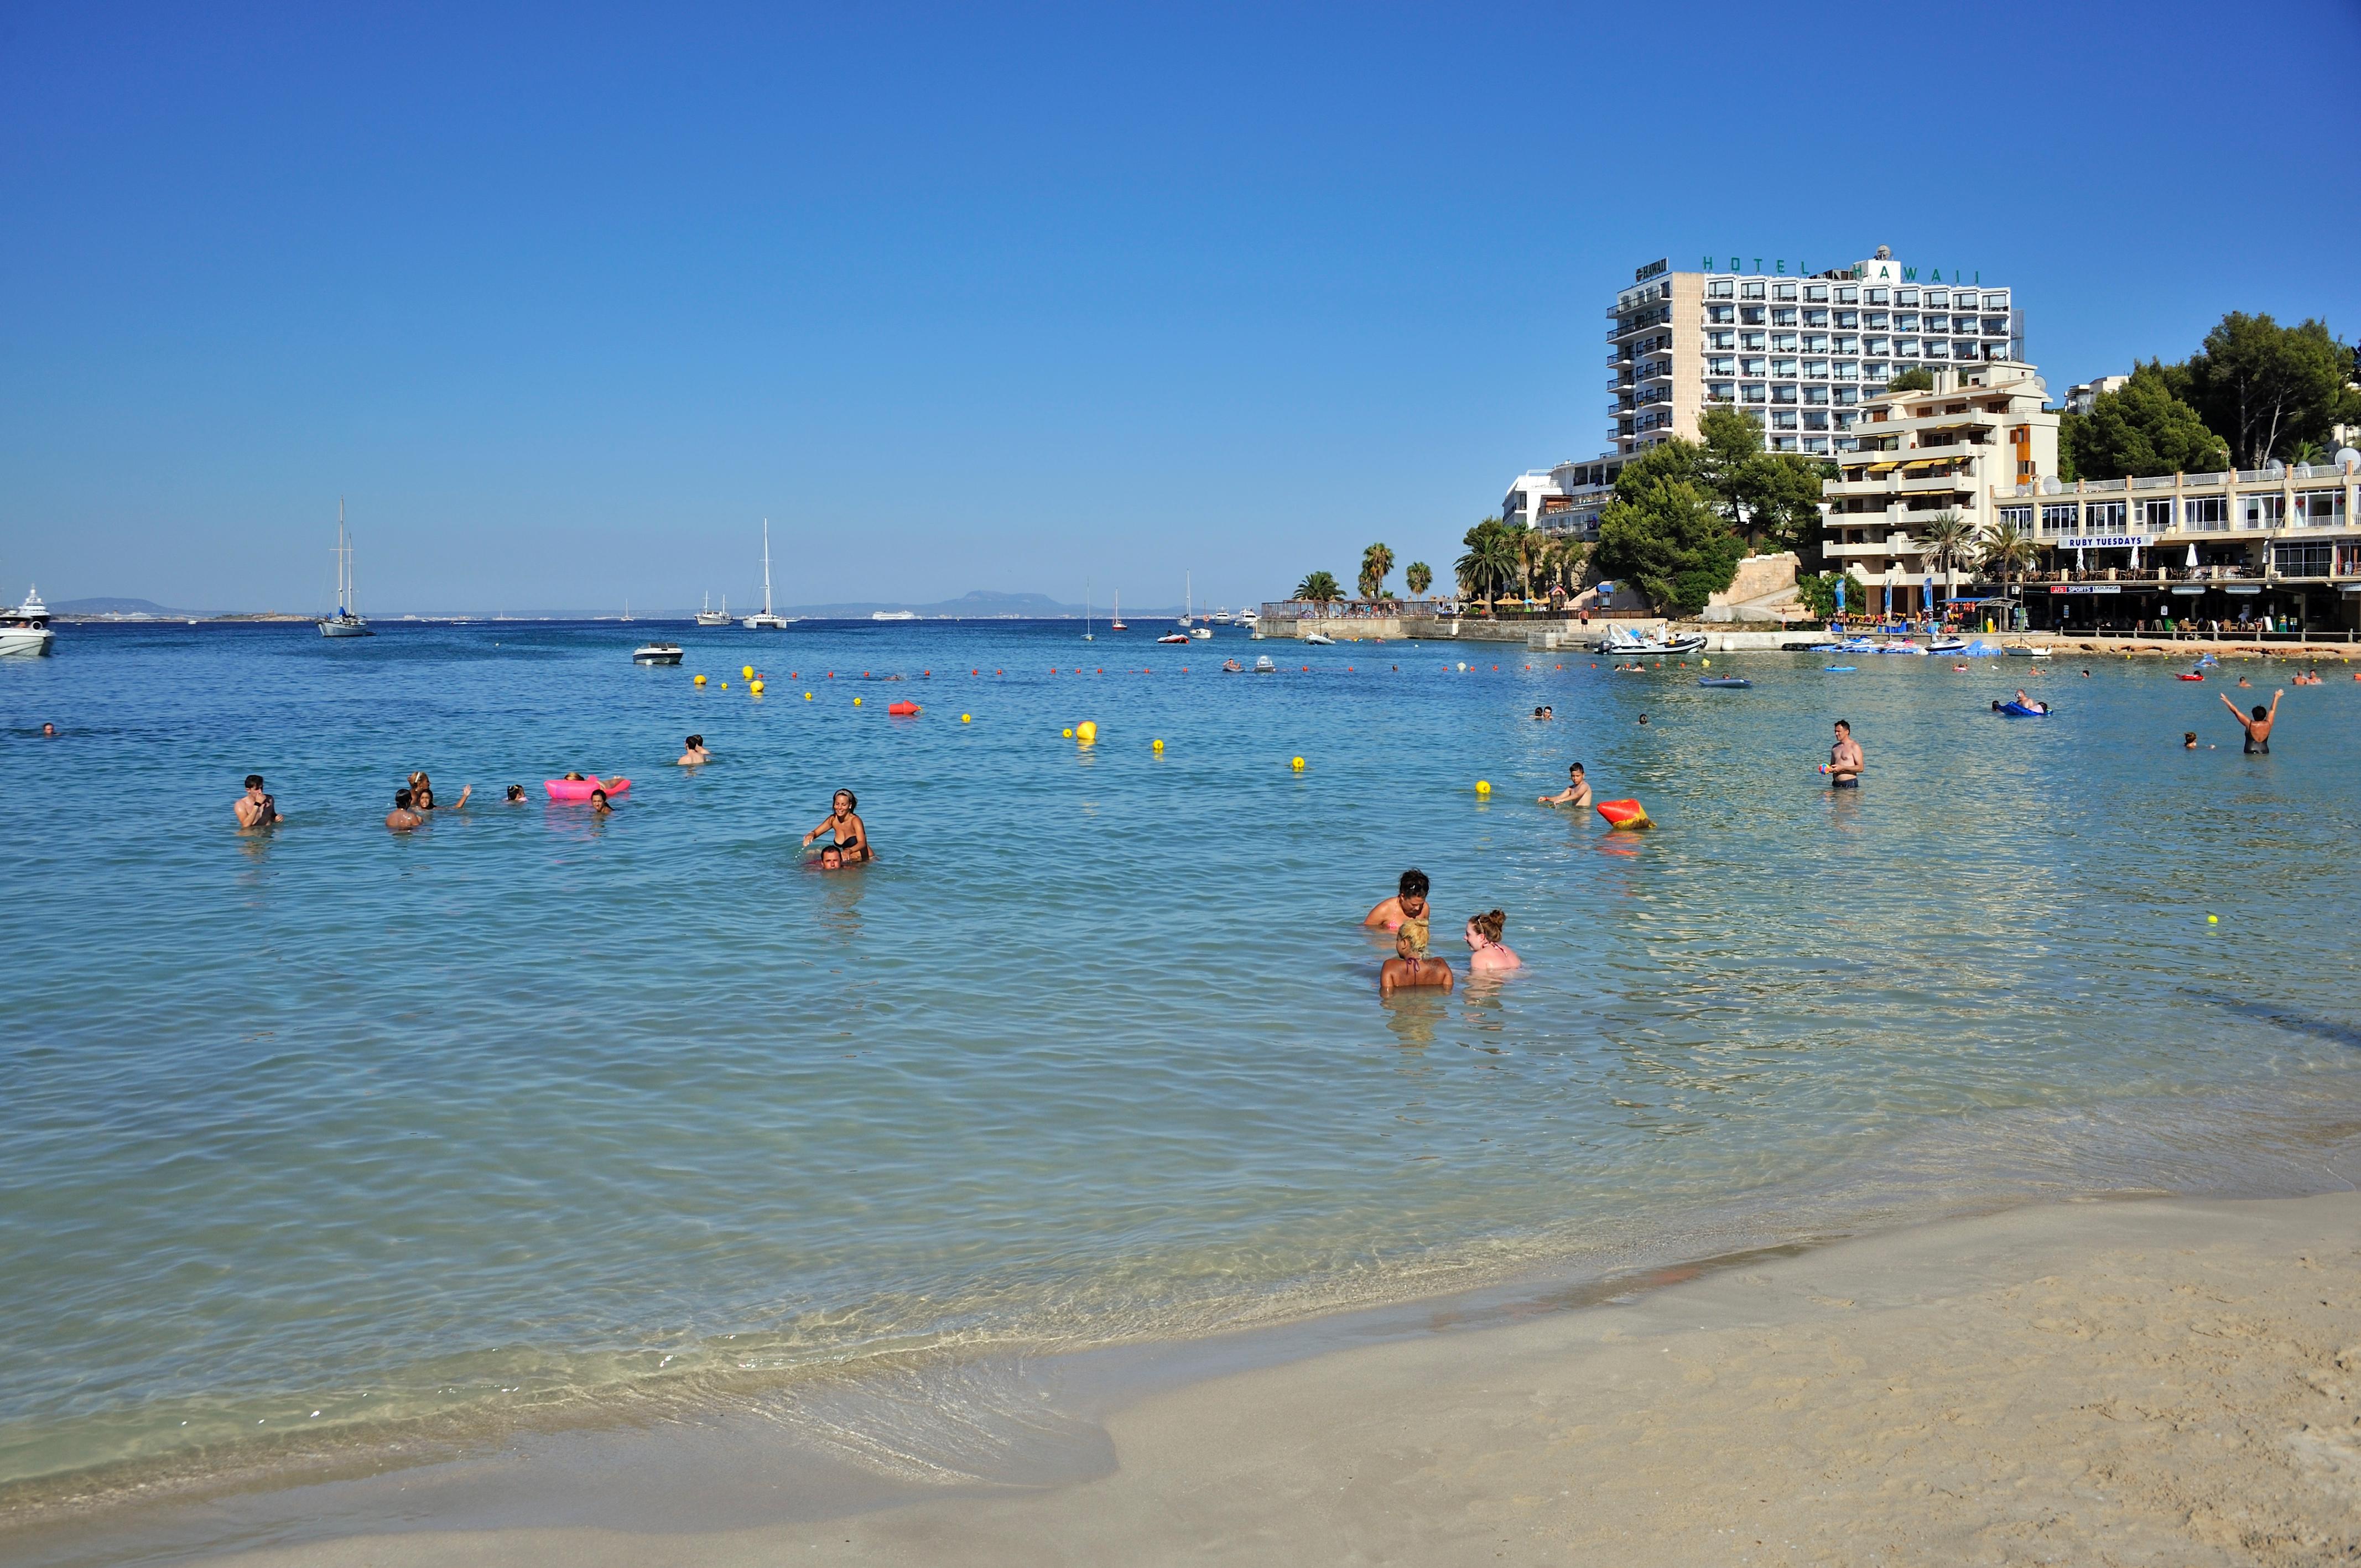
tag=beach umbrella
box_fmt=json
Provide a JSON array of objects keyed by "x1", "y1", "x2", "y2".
[
  {"x1": 2185, "y1": 543, "x2": 2198, "y2": 569},
  {"x1": 2075, "y1": 546, "x2": 2086, "y2": 572}
]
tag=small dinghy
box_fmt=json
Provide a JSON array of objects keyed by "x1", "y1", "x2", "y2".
[
  {"x1": 1697, "y1": 676, "x2": 1752, "y2": 688},
  {"x1": 1155, "y1": 631, "x2": 1189, "y2": 644},
  {"x1": 1252, "y1": 654, "x2": 1277, "y2": 673},
  {"x1": 632, "y1": 643, "x2": 683, "y2": 665},
  {"x1": 1824, "y1": 665, "x2": 1858, "y2": 672},
  {"x1": 1996, "y1": 700, "x2": 2052, "y2": 717},
  {"x1": 545, "y1": 777, "x2": 630, "y2": 800},
  {"x1": 1928, "y1": 635, "x2": 1967, "y2": 654}
]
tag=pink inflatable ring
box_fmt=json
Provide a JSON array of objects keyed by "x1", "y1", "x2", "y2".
[{"x1": 544, "y1": 778, "x2": 630, "y2": 801}]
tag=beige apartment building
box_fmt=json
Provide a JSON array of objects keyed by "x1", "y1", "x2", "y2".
[{"x1": 1821, "y1": 361, "x2": 2056, "y2": 614}]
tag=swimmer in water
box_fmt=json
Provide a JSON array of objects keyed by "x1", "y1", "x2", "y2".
[
  {"x1": 678, "y1": 734, "x2": 710, "y2": 765},
  {"x1": 1636, "y1": 713, "x2": 1649, "y2": 726},
  {"x1": 385, "y1": 788, "x2": 424, "y2": 831},
  {"x1": 1821, "y1": 718, "x2": 1863, "y2": 786},
  {"x1": 41, "y1": 722, "x2": 56, "y2": 737},
  {"x1": 802, "y1": 788, "x2": 870, "y2": 862},
  {"x1": 815, "y1": 843, "x2": 845, "y2": 872},
  {"x1": 1532, "y1": 705, "x2": 1553, "y2": 721},
  {"x1": 1364, "y1": 867, "x2": 1431, "y2": 931},
  {"x1": 412, "y1": 782, "x2": 470, "y2": 810},
  {"x1": 1464, "y1": 909, "x2": 1520, "y2": 973},
  {"x1": 1538, "y1": 762, "x2": 1593, "y2": 809},
  {"x1": 2182, "y1": 732, "x2": 2205, "y2": 750},
  {"x1": 2222, "y1": 690, "x2": 2281, "y2": 754},
  {"x1": 1379, "y1": 925, "x2": 1454, "y2": 996},
  {"x1": 505, "y1": 784, "x2": 526, "y2": 803},
  {"x1": 233, "y1": 773, "x2": 279, "y2": 829},
  {"x1": 589, "y1": 788, "x2": 614, "y2": 814},
  {"x1": 2014, "y1": 689, "x2": 2048, "y2": 714}
]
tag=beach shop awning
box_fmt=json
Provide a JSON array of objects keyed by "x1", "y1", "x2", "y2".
[{"x1": 1862, "y1": 461, "x2": 1899, "y2": 476}]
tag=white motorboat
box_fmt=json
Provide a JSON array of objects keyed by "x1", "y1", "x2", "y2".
[
  {"x1": 871, "y1": 610, "x2": 917, "y2": 621},
  {"x1": 1252, "y1": 654, "x2": 1277, "y2": 673},
  {"x1": 0, "y1": 585, "x2": 55, "y2": 658},
  {"x1": 743, "y1": 520, "x2": 792, "y2": 629},
  {"x1": 316, "y1": 501, "x2": 374, "y2": 638},
  {"x1": 1593, "y1": 623, "x2": 1706, "y2": 657},
  {"x1": 1302, "y1": 631, "x2": 1336, "y2": 646},
  {"x1": 1155, "y1": 630, "x2": 1189, "y2": 644},
  {"x1": 632, "y1": 642, "x2": 684, "y2": 665},
  {"x1": 1189, "y1": 625, "x2": 1212, "y2": 639},
  {"x1": 696, "y1": 593, "x2": 731, "y2": 627},
  {"x1": 1928, "y1": 634, "x2": 1967, "y2": 653}
]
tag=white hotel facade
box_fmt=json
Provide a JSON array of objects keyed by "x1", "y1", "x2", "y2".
[{"x1": 1505, "y1": 247, "x2": 2025, "y2": 535}]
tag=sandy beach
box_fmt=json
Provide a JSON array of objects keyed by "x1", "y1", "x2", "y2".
[{"x1": 174, "y1": 1191, "x2": 2360, "y2": 1568}]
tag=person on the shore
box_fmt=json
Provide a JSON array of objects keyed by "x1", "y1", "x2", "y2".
[
  {"x1": 589, "y1": 788, "x2": 615, "y2": 815},
  {"x1": 802, "y1": 789, "x2": 869, "y2": 862},
  {"x1": 386, "y1": 789, "x2": 424, "y2": 831},
  {"x1": 1464, "y1": 909, "x2": 1521, "y2": 973},
  {"x1": 678, "y1": 734, "x2": 710, "y2": 765},
  {"x1": 1540, "y1": 763, "x2": 1593, "y2": 809},
  {"x1": 233, "y1": 774, "x2": 279, "y2": 829},
  {"x1": 2222, "y1": 690, "x2": 2282, "y2": 754},
  {"x1": 1364, "y1": 868, "x2": 1431, "y2": 932},
  {"x1": 1379, "y1": 925, "x2": 1454, "y2": 996},
  {"x1": 1822, "y1": 719, "x2": 1863, "y2": 787}
]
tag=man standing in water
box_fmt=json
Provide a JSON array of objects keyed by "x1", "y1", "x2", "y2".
[
  {"x1": 233, "y1": 774, "x2": 279, "y2": 828},
  {"x1": 1822, "y1": 719, "x2": 1864, "y2": 787},
  {"x1": 2222, "y1": 690, "x2": 2282, "y2": 753},
  {"x1": 1364, "y1": 868, "x2": 1430, "y2": 931}
]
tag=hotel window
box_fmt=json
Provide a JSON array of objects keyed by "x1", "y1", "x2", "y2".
[
  {"x1": 1772, "y1": 333, "x2": 1798, "y2": 352},
  {"x1": 2183, "y1": 496, "x2": 2227, "y2": 532},
  {"x1": 1707, "y1": 381, "x2": 1736, "y2": 402},
  {"x1": 1837, "y1": 285, "x2": 1859, "y2": 304},
  {"x1": 1835, "y1": 311, "x2": 1858, "y2": 329},
  {"x1": 1706, "y1": 305, "x2": 1735, "y2": 325},
  {"x1": 1708, "y1": 331, "x2": 1734, "y2": 350},
  {"x1": 1803, "y1": 383, "x2": 1829, "y2": 403},
  {"x1": 1741, "y1": 383, "x2": 1767, "y2": 403},
  {"x1": 1772, "y1": 309, "x2": 1798, "y2": 326},
  {"x1": 1896, "y1": 288, "x2": 1919, "y2": 306},
  {"x1": 1708, "y1": 357, "x2": 1735, "y2": 374},
  {"x1": 2000, "y1": 505, "x2": 2034, "y2": 530},
  {"x1": 2085, "y1": 501, "x2": 2126, "y2": 530},
  {"x1": 1802, "y1": 334, "x2": 1827, "y2": 352},
  {"x1": 1832, "y1": 361, "x2": 1856, "y2": 381},
  {"x1": 1835, "y1": 411, "x2": 1859, "y2": 431},
  {"x1": 1772, "y1": 436, "x2": 1799, "y2": 452},
  {"x1": 2296, "y1": 488, "x2": 2347, "y2": 523},
  {"x1": 1774, "y1": 283, "x2": 1797, "y2": 300},
  {"x1": 2041, "y1": 503, "x2": 2079, "y2": 533},
  {"x1": 1803, "y1": 309, "x2": 1828, "y2": 327},
  {"x1": 1740, "y1": 281, "x2": 1766, "y2": 299},
  {"x1": 1899, "y1": 339, "x2": 1923, "y2": 357},
  {"x1": 1804, "y1": 284, "x2": 1828, "y2": 302},
  {"x1": 1925, "y1": 314, "x2": 1949, "y2": 332},
  {"x1": 1834, "y1": 335, "x2": 1858, "y2": 353},
  {"x1": 2139, "y1": 498, "x2": 2175, "y2": 530},
  {"x1": 1866, "y1": 336, "x2": 1891, "y2": 356},
  {"x1": 1772, "y1": 358, "x2": 1797, "y2": 378},
  {"x1": 1834, "y1": 386, "x2": 1859, "y2": 405},
  {"x1": 1803, "y1": 410, "x2": 1829, "y2": 430},
  {"x1": 1896, "y1": 312, "x2": 1920, "y2": 331},
  {"x1": 1866, "y1": 311, "x2": 1889, "y2": 329},
  {"x1": 1953, "y1": 341, "x2": 1978, "y2": 360},
  {"x1": 1708, "y1": 279, "x2": 1734, "y2": 298},
  {"x1": 1741, "y1": 357, "x2": 1766, "y2": 376},
  {"x1": 1803, "y1": 437, "x2": 1829, "y2": 454},
  {"x1": 1925, "y1": 289, "x2": 1948, "y2": 307},
  {"x1": 1866, "y1": 287, "x2": 1889, "y2": 304},
  {"x1": 1771, "y1": 384, "x2": 1798, "y2": 404},
  {"x1": 1770, "y1": 410, "x2": 1799, "y2": 429},
  {"x1": 1740, "y1": 332, "x2": 1765, "y2": 351},
  {"x1": 2242, "y1": 494, "x2": 2285, "y2": 528},
  {"x1": 2274, "y1": 543, "x2": 2333, "y2": 575},
  {"x1": 1982, "y1": 317, "x2": 2008, "y2": 335},
  {"x1": 1862, "y1": 362, "x2": 1888, "y2": 381},
  {"x1": 1740, "y1": 307, "x2": 1765, "y2": 325},
  {"x1": 1983, "y1": 293, "x2": 2008, "y2": 310}
]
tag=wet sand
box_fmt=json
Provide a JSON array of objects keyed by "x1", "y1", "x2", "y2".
[{"x1": 191, "y1": 1191, "x2": 2360, "y2": 1567}]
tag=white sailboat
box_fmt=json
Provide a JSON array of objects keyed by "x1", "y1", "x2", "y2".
[
  {"x1": 1178, "y1": 571, "x2": 1192, "y2": 626},
  {"x1": 696, "y1": 592, "x2": 731, "y2": 627},
  {"x1": 1083, "y1": 580, "x2": 1093, "y2": 641},
  {"x1": 1109, "y1": 588, "x2": 1126, "y2": 632},
  {"x1": 742, "y1": 519, "x2": 791, "y2": 629},
  {"x1": 317, "y1": 500, "x2": 373, "y2": 638}
]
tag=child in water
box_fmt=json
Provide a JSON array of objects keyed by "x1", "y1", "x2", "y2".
[{"x1": 1464, "y1": 909, "x2": 1521, "y2": 973}]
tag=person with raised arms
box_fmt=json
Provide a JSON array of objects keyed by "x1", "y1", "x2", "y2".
[
  {"x1": 2222, "y1": 689, "x2": 2282, "y2": 754},
  {"x1": 802, "y1": 789, "x2": 870, "y2": 862}
]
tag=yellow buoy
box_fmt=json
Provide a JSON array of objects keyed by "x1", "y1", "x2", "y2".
[
  {"x1": 750, "y1": 679, "x2": 764, "y2": 695},
  {"x1": 1700, "y1": 657, "x2": 1709, "y2": 668},
  {"x1": 1076, "y1": 720, "x2": 1097, "y2": 744},
  {"x1": 720, "y1": 681, "x2": 728, "y2": 690},
  {"x1": 1475, "y1": 779, "x2": 1491, "y2": 794},
  {"x1": 1062, "y1": 727, "x2": 1074, "y2": 738},
  {"x1": 742, "y1": 665, "x2": 754, "y2": 680},
  {"x1": 804, "y1": 691, "x2": 813, "y2": 700},
  {"x1": 1291, "y1": 756, "x2": 1305, "y2": 770},
  {"x1": 961, "y1": 713, "x2": 971, "y2": 722},
  {"x1": 1152, "y1": 738, "x2": 1163, "y2": 751},
  {"x1": 693, "y1": 674, "x2": 706, "y2": 686},
  {"x1": 853, "y1": 696, "x2": 861, "y2": 705},
  {"x1": 2207, "y1": 914, "x2": 2219, "y2": 924}
]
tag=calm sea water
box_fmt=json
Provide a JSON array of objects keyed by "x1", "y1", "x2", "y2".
[{"x1": 4, "y1": 621, "x2": 2358, "y2": 1508}]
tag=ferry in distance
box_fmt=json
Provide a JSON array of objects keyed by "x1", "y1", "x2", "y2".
[{"x1": 871, "y1": 610, "x2": 918, "y2": 621}]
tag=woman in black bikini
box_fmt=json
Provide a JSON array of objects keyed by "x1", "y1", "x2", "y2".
[{"x1": 801, "y1": 789, "x2": 870, "y2": 862}]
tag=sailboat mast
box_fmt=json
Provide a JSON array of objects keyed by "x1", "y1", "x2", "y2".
[{"x1": 762, "y1": 518, "x2": 774, "y2": 614}]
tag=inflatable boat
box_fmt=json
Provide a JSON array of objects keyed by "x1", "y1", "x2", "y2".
[
  {"x1": 545, "y1": 777, "x2": 631, "y2": 800},
  {"x1": 1595, "y1": 798, "x2": 1652, "y2": 830}
]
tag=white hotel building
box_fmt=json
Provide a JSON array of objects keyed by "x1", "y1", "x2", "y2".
[{"x1": 1507, "y1": 247, "x2": 2025, "y2": 537}]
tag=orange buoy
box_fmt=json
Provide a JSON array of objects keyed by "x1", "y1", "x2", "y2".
[
  {"x1": 887, "y1": 701, "x2": 920, "y2": 716},
  {"x1": 1596, "y1": 799, "x2": 1653, "y2": 831}
]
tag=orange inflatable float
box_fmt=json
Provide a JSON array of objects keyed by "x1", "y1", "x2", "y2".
[
  {"x1": 1595, "y1": 799, "x2": 1652, "y2": 830},
  {"x1": 886, "y1": 701, "x2": 921, "y2": 716}
]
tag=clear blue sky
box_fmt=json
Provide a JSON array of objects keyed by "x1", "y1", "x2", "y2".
[{"x1": 6, "y1": 1, "x2": 2357, "y2": 614}]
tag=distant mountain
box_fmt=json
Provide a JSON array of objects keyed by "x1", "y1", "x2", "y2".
[
  {"x1": 51, "y1": 596, "x2": 201, "y2": 617},
  {"x1": 781, "y1": 589, "x2": 1197, "y2": 618}
]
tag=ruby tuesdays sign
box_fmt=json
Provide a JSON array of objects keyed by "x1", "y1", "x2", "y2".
[{"x1": 1635, "y1": 256, "x2": 1989, "y2": 283}]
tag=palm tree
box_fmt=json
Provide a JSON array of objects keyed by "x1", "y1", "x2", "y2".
[
  {"x1": 1510, "y1": 525, "x2": 1547, "y2": 608},
  {"x1": 1455, "y1": 518, "x2": 1517, "y2": 614},
  {"x1": 1358, "y1": 542, "x2": 1395, "y2": 603},
  {"x1": 1294, "y1": 570, "x2": 1343, "y2": 607},
  {"x1": 1405, "y1": 560, "x2": 1433, "y2": 599},
  {"x1": 1918, "y1": 510, "x2": 1977, "y2": 606},
  {"x1": 1977, "y1": 516, "x2": 2037, "y2": 605}
]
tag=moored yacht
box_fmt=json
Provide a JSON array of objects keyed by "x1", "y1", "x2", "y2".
[
  {"x1": 316, "y1": 501, "x2": 373, "y2": 638},
  {"x1": 696, "y1": 593, "x2": 731, "y2": 627},
  {"x1": 743, "y1": 520, "x2": 793, "y2": 629},
  {"x1": 0, "y1": 585, "x2": 55, "y2": 658}
]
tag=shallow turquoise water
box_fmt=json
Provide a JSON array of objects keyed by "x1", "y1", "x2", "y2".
[{"x1": 3, "y1": 622, "x2": 2358, "y2": 1499}]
